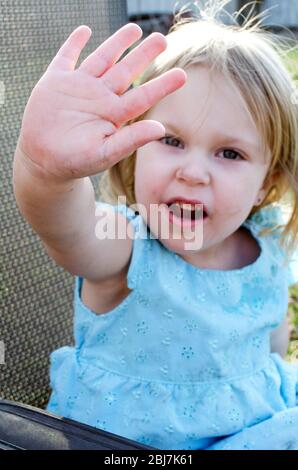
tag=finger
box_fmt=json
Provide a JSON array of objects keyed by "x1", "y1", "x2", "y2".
[
  {"x1": 98, "y1": 120, "x2": 166, "y2": 168},
  {"x1": 48, "y1": 25, "x2": 92, "y2": 72},
  {"x1": 116, "y1": 68, "x2": 187, "y2": 125},
  {"x1": 79, "y1": 23, "x2": 143, "y2": 77},
  {"x1": 103, "y1": 32, "x2": 167, "y2": 95}
]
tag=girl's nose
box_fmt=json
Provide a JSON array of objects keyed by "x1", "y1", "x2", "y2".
[{"x1": 175, "y1": 154, "x2": 211, "y2": 186}]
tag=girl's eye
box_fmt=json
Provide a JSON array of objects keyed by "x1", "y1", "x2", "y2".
[
  {"x1": 160, "y1": 135, "x2": 184, "y2": 149},
  {"x1": 218, "y1": 149, "x2": 243, "y2": 160}
]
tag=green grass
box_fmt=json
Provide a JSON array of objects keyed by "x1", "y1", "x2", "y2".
[
  {"x1": 287, "y1": 284, "x2": 298, "y2": 362},
  {"x1": 284, "y1": 49, "x2": 298, "y2": 362},
  {"x1": 283, "y1": 49, "x2": 298, "y2": 82}
]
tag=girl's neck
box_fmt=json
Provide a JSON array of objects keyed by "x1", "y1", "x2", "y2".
[{"x1": 180, "y1": 226, "x2": 261, "y2": 271}]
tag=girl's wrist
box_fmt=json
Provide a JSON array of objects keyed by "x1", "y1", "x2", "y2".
[{"x1": 14, "y1": 140, "x2": 76, "y2": 193}]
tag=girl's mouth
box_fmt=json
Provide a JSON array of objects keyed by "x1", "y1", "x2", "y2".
[{"x1": 166, "y1": 201, "x2": 208, "y2": 228}]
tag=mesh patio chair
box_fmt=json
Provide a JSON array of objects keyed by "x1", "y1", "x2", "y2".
[{"x1": 0, "y1": 0, "x2": 153, "y2": 449}]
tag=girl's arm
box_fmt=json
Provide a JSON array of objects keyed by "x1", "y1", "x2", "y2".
[
  {"x1": 13, "y1": 24, "x2": 186, "y2": 282},
  {"x1": 13, "y1": 146, "x2": 133, "y2": 281}
]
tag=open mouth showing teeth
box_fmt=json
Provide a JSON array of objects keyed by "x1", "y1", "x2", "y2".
[{"x1": 166, "y1": 202, "x2": 207, "y2": 220}]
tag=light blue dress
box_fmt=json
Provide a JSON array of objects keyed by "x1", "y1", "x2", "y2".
[{"x1": 47, "y1": 202, "x2": 298, "y2": 450}]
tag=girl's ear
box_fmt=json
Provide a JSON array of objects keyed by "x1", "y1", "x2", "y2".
[
  {"x1": 254, "y1": 190, "x2": 266, "y2": 206},
  {"x1": 255, "y1": 169, "x2": 279, "y2": 206}
]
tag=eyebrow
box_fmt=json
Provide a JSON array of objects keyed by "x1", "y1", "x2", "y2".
[
  {"x1": 216, "y1": 135, "x2": 259, "y2": 153},
  {"x1": 162, "y1": 122, "x2": 260, "y2": 154}
]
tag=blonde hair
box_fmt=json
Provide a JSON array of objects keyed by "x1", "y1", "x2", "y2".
[{"x1": 100, "y1": 0, "x2": 298, "y2": 260}]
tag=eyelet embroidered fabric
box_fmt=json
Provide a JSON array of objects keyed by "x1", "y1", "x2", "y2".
[{"x1": 47, "y1": 202, "x2": 298, "y2": 450}]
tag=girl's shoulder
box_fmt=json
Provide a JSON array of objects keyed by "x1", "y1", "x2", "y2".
[
  {"x1": 247, "y1": 204, "x2": 285, "y2": 233},
  {"x1": 95, "y1": 200, "x2": 166, "y2": 290},
  {"x1": 246, "y1": 204, "x2": 298, "y2": 287}
]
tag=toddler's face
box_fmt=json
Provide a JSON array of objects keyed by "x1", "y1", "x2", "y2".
[{"x1": 134, "y1": 65, "x2": 271, "y2": 268}]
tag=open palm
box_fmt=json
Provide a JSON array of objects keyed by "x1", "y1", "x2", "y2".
[{"x1": 19, "y1": 23, "x2": 186, "y2": 180}]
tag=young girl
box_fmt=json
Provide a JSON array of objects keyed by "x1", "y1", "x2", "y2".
[{"x1": 13, "y1": 0, "x2": 298, "y2": 450}]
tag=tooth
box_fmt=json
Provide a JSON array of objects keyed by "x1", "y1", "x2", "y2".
[
  {"x1": 169, "y1": 203, "x2": 183, "y2": 217},
  {"x1": 167, "y1": 201, "x2": 204, "y2": 221}
]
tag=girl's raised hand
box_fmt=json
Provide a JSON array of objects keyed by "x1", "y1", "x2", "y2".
[{"x1": 19, "y1": 23, "x2": 186, "y2": 181}]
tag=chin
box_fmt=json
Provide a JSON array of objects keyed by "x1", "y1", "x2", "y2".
[{"x1": 158, "y1": 235, "x2": 203, "y2": 255}]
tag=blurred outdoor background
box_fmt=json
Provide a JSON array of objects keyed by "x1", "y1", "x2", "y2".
[{"x1": 0, "y1": 0, "x2": 297, "y2": 408}]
